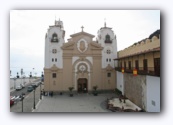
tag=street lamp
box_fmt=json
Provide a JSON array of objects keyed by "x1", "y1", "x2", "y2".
[
  {"x1": 29, "y1": 72, "x2": 32, "y2": 83},
  {"x1": 33, "y1": 88, "x2": 36, "y2": 109},
  {"x1": 23, "y1": 75, "x2": 25, "y2": 85},
  {"x1": 13, "y1": 77, "x2": 16, "y2": 89},
  {"x1": 40, "y1": 82, "x2": 42, "y2": 100},
  {"x1": 21, "y1": 68, "x2": 23, "y2": 85},
  {"x1": 21, "y1": 93, "x2": 25, "y2": 112},
  {"x1": 17, "y1": 72, "x2": 19, "y2": 78},
  {"x1": 33, "y1": 68, "x2": 35, "y2": 78}
]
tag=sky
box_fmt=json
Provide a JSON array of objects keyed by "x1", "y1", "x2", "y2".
[{"x1": 10, "y1": 10, "x2": 160, "y2": 77}]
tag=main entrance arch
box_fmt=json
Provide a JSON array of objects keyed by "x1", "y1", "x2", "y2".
[{"x1": 77, "y1": 78, "x2": 88, "y2": 93}]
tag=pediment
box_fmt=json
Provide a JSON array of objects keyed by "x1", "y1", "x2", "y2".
[
  {"x1": 50, "y1": 64, "x2": 60, "y2": 71},
  {"x1": 61, "y1": 42, "x2": 74, "y2": 50},
  {"x1": 70, "y1": 31, "x2": 95, "y2": 38},
  {"x1": 105, "y1": 64, "x2": 114, "y2": 71},
  {"x1": 90, "y1": 42, "x2": 103, "y2": 50}
]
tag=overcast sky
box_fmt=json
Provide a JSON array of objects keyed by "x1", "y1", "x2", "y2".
[{"x1": 10, "y1": 10, "x2": 160, "y2": 77}]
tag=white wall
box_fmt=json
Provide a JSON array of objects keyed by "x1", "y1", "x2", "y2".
[
  {"x1": 146, "y1": 76, "x2": 160, "y2": 112},
  {"x1": 97, "y1": 28, "x2": 117, "y2": 68},
  {"x1": 44, "y1": 26, "x2": 65, "y2": 69},
  {"x1": 116, "y1": 71, "x2": 124, "y2": 95}
]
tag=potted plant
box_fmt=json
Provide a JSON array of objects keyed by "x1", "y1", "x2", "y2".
[
  {"x1": 60, "y1": 92, "x2": 63, "y2": 95},
  {"x1": 92, "y1": 85, "x2": 98, "y2": 96},
  {"x1": 68, "y1": 87, "x2": 74, "y2": 97}
]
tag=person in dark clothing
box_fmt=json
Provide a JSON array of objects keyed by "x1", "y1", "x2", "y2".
[
  {"x1": 50, "y1": 91, "x2": 53, "y2": 97},
  {"x1": 43, "y1": 89, "x2": 45, "y2": 96}
]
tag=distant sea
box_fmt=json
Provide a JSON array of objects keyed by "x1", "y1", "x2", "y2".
[{"x1": 10, "y1": 67, "x2": 43, "y2": 78}]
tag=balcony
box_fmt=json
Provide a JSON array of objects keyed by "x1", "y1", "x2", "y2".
[
  {"x1": 114, "y1": 67, "x2": 160, "y2": 77},
  {"x1": 114, "y1": 67, "x2": 121, "y2": 72},
  {"x1": 125, "y1": 69, "x2": 133, "y2": 73}
]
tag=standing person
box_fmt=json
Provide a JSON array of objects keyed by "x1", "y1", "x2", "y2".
[{"x1": 43, "y1": 89, "x2": 45, "y2": 96}]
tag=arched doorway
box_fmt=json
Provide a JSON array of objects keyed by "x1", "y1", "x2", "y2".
[{"x1": 77, "y1": 78, "x2": 88, "y2": 93}]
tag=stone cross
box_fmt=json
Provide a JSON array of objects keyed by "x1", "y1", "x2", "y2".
[{"x1": 81, "y1": 26, "x2": 84, "y2": 32}]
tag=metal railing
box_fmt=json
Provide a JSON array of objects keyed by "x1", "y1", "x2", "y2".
[{"x1": 115, "y1": 67, "x2": 160, "y2": 77}]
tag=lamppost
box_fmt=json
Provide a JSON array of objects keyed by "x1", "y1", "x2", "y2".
[
  {"x1": 13, "y1": 77, "x2": 16, "y2": 89},
  {"x1": 17, "y1": 72, "x2": 19, "y2": 78},
  {"x1": 40, "y1": 82, "x2": 42, "y2": 100},
  {"x1": 21, "y1": 68, "x2": 23, "y2": 85},
  {"x1": 21, "y1": 93, "x2": 25, "y2": 112},
  {"x1": 33, "y1": 88, "x2": 36, "y2": 109},
  {"x1": 23, "y1": 75, "x2": 25, "y2": 85},
  {"x1": 30, "y1": 72, "x2": 32, "y2": 83},
  {"x1": 33, "y1": 68, "x2": 35, "y2": 78}
]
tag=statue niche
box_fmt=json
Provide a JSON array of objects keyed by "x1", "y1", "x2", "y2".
[
  {"x1": 80, "y1": 41, "x2": 85, "y2": 52},
  {"x1": 77, "y1": 39, "x2": 88, "y2": 53}
]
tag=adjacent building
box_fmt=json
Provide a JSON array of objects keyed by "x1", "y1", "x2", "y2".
[{"x1": 114, "y1": 30, "x2": 160, "y2": 112}]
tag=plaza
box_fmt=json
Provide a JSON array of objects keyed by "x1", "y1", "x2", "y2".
[{"x1": 33, "y1": 93, "x2": 115, "y2": 112}]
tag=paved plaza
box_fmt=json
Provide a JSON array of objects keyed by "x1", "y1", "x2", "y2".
[{"x1": 33, "y1": 93, "x2": 117, "y2": 112}]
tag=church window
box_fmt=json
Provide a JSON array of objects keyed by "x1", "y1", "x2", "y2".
[
  {"x1": 51, "y1": 33, "x2": 58, "y2": 42},
  {"x1": 105, "y1": 34, "x2": 112, "y2": 43},
  {"x1": 135, "y1": 60, "x2": 139, "y2": 70},
  {"x1": 106, "y1": 58, "x2": 108, "y2": 62},
  {"x1": 55, "y1": 58, "x2": 57, "y2": 62},
  {"x1": 107, "y1": 50, "x2": 111, "y2": 54},
  {"x1": 109, "y1": 58, "x2": 111, "y2": 62},
  {"x1": 107, "y1": 73, "x2": 111, "y2": 77},
  {"x1": 52, "y1": 58, "x2": 54, "y2": 62},
  {"x1": 128, "y1": 61, "x2": 131, "y2": 70},
  {"x1": 52, "y1": 73, "x2": 56, "y2": 78},
  {"x1": 52, "y1": 49, "x2": 57, "y2": 54},
  {"x1": 143, "y1": 59, "x2": 148, "y2": 71},
  {"x1": 124, "y1": 61, "x2": 126, "y2": 70}
]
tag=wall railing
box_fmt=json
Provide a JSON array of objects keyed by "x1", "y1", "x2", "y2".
[{"x1": 115, "y1": 67, "x2": 160, "y2": 77}]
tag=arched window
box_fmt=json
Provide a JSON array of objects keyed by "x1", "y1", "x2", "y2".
[
  {"x1": 51, "y1": 33, "x2": 58, "y2": 42},
  {"x1": 52, "y1": 49, "x2": 57, "y2": 54},
  {"x1": 107, "y1": 50, "x2": 111, "y2": 54},
  {"x1": 105, "y1": 34, "x2": 112, "y2": 43}
]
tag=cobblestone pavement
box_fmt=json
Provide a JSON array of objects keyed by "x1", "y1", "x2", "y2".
[{"x1": 33, "y1": 93, "x2": 117, "y2": 112}]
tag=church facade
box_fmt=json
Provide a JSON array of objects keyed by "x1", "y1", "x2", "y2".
[{"x1": 44, "y1": 20, "x2": 117, "y2": 93}]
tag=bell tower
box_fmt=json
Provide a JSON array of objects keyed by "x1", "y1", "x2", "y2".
[
  {"x1": 97, "y1": 22, "x2": 118, "y2": 68},
  {"x1": 44, "y1": 19, "x2": 65, "y2": 69}
]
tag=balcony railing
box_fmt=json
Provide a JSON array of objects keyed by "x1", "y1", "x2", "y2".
[
  {"x1": 114, "y1": 67, "x2": 121, "y2": 72},
  {"x1": 125, "y1": 69, "x2": 133, "y2": 73},
  {"x1": 115, "y1": 67, "x2": 160, "y2": 77}
]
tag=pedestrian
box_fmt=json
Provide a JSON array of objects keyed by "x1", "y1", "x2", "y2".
[
  {"x1": 51, "y1": 91, "x2": 53, "y2": 97},
  {"x1": 43, "y1": 89, "x2": 45, "y2": 96}
]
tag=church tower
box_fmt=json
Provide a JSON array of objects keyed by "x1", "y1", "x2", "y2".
[
  {"x1": 97, "y1": 22, "x2": 118, "y2": 68},
  {"x1": 44, "y1": 19, "x2": 65, "y2": 69}
]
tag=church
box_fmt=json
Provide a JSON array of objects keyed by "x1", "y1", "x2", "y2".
[{"x1": 44, "y1": 19, "x2": 118, "y2": 93}]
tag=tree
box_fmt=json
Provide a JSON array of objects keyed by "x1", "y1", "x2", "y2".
[
  {"x1": 93, "y1": 85, "x2": 98, "y2": 96},
  {"x1": 68, "y1": 87, "x2": 74, "y2": 97}
]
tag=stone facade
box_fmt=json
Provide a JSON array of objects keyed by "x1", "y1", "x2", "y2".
[
  {"x1": 115, "y1": 30, "x2": 160, "y2": 112},
  {"x1": 124, "y1": 73, "x2": 146, "y2": 110}
]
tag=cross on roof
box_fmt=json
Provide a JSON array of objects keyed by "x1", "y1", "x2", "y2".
[
  {"x1": 104, "y1": 18, "x2": 106, "y2": 27},
  {"x1": 81, "y1": 26, "x2": 84, "y2": 32}
]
